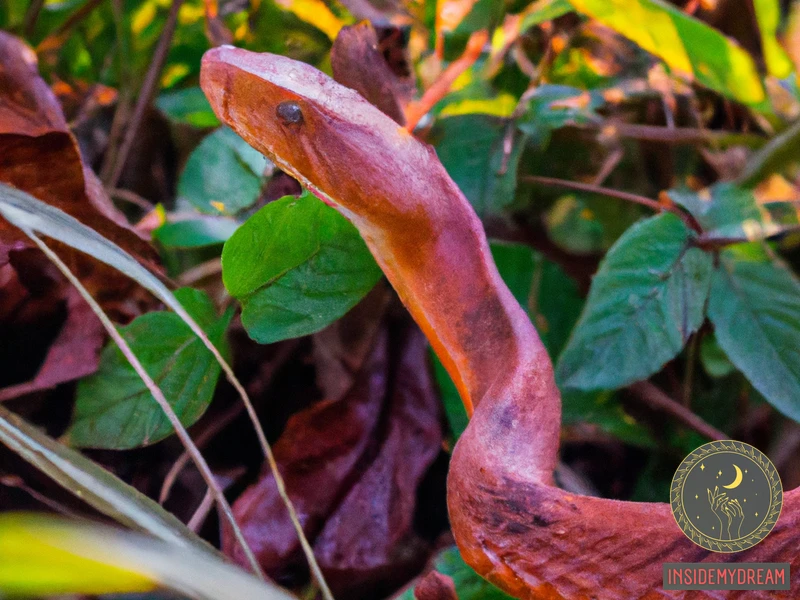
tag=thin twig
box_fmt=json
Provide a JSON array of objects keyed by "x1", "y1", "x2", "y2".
[
  {"x1": 104, "y1": 0, "x2": 185, "y2": 188},
  {"x1": 23, "y1": 231, "x2": 265, "y2": 581},
  {"x1": 628, "y1": 381, "x2": 727, "y2": 441},
  {"x1": 584, "y1": 122, "x2": 766, "y2": 148},
  {"x1": 522, "y1": 175, "x2": 701, "y2": 232},
  {"x1": 188, "y1": 488, "x2": 215, "y2": 532},
  {"x1": 405, "y1": 30, "x2": 489, "y2": 131},
  {"x1": 160, "y1": 401, "x2": 244, "y2": 504},
  {"x1": 22, "y1": 0, "x2": 46, "y2": 36}
]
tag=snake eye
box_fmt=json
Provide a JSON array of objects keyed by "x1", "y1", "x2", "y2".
[{"x1": 276, "y1": 101, "x2": 303, "y2": 125}]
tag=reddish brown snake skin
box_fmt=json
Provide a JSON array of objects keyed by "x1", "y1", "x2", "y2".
[{"x1": 200, "y1": 47, "x2": 800, "y2": 599}]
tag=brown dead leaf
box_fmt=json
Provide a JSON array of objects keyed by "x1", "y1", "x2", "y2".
[
  {"x1": 331, "y1": 22, "x2": 415, "y2": 126},
  {"x1": 0, "y1": 281, "x2": 103, "y2": 402},
  {"x1": 0, "y1": 248, "x2": 104, "y2": 400},
  {"x1": 413, "y1": 571, "x2": 458, "y2": 600},
  {"x1": 224, "y1": 320, "x2": 443, "y2": 597},
  {"x1": 313, "y1": 283, "x2": 391, "y2": 403},
  {"x1": 0, "y1": 31, "x2": 157, "y2": 269}
]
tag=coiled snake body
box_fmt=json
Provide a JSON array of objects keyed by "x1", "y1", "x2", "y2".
[{"x1": 200, "y1": 47, "x2": 800, "y2": 599}]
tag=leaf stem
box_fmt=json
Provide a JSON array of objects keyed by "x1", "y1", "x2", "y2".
[{"x1": 23, "y1": 230, "x2": 266, "y2": 581}]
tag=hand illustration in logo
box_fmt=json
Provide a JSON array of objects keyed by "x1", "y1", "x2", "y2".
[{"x1": 708, "y1": 486, "x2": 745, "y2": 540}]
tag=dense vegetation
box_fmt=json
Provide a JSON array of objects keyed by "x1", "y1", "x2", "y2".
[{"x1": 0, "y1": 0, "x2": 799, "y2": 598}]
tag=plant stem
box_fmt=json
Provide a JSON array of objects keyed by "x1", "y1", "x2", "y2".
[
  {"x1": 628, "y1": 381, "x2": 726, "y2": 440},
  {"x1": 104, "y1": 0, "x2": 185, "y2": 187},
  {"x1": 522, "y1": 175, "x2": 701, "y2": 232}
]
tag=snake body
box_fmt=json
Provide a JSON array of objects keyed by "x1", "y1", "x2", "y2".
[{"x1": 200, "y1": 47, "x2": 800, "y2": 599}]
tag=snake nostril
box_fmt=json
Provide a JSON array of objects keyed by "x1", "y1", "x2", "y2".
[{"x1": 276, "y1": 101, "x2": 304, "y2": 125}]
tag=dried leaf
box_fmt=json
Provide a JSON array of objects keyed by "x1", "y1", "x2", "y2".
[
  {"x1": 331, "y1": 22, "x2": 415, "y2": 125},
  {"x1": 0, "y1": 286, "x2": 103, "y2": 401},
  {"x1": 0, "y1": 31, "x2": 156, "y2": 269},
  {"x1": 225, "y1": 322, "x2": 442, "y2": 596}
]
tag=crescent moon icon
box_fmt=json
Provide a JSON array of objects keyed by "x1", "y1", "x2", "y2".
[{"x1": 723, "y1": 464, "x2": 743, "y2": 489}]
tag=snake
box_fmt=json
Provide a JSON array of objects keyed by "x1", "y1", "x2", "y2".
[{"x1": 200, "y1": 46, "x2": 800, "y2": 599}]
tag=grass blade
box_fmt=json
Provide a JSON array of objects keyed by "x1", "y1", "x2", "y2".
[
  {"x1": 0, "y1": 405, "x2": 218, "y2": 557},
  {"x1": 0, "y1": 513, "x2": 296, "y2": 600}
]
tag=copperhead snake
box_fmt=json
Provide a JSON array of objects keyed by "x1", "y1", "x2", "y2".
[{"x1": 199, "y1": 46, "x2": 800, "y2": 599}]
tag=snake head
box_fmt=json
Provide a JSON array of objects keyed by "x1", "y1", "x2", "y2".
[{"x1": 200, "y1": 46, "x2": 437, "y2": 226}]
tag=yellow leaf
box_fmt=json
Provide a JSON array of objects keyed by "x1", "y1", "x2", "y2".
[
  {"x1": 0, "y1": 515, "x2": 156, "y2": 596},
  {"x1": 567, "y1": 0, "x2": 766, "y2": 106},
  {"x1": 275, "y1": 0, "x2": 344, "y2": 41}
]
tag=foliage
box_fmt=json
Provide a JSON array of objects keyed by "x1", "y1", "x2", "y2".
[{"x1": 1, "y1": 0, "x2": 799, "y2": 598}]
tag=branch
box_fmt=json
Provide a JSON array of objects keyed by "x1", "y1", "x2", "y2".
[
  {"x1": 521, "y1": 175, "x2": 702, "y2": 233},
  {"x1": 627, "y1": 381, "x2": 727, "y2": 441}
]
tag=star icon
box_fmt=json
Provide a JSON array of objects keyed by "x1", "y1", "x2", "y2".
[
  {"x1": 695, "y1": 494, "x2": 699, "y2": 499},
  {"x1": 755, "y1": 513, "x2": 759, "y2": 517},
  {"x1": 700, "y1": 464, "x2": 705, "y2": 471},
  {"x1": 718, "y1": 470, "x2": 722, "y2": 476}
]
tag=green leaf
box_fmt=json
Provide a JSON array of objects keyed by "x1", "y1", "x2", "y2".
[
  {"x1": 0, "y1": 406, "x2": 218, "y2": 557},
  {"x1": 517, "y1": 85, "x2": 602, "y2": 149},
  {"x1": 67, "y1": 288, "x2": 233, "y2": 449},
  {"x1": 154, "y1": 217, "x2": 239, "y2": 248},
  {"x1": 752, "y1": 0, "x2": 793, "y2": 78},
  {"x1": 519, "y1": 0, "x2": 574, "y2": 33},
  {"x1": 669, "y1": 182, "x2": 791, "y2": 241},
  {"x1": 432, "y1": 114, "x2": 524, "y2": 216},
  {"x1": 0, "y1": 514, "x2": 294, "y2": 600},
  {"x1": 397, "y1": 546, "x2": 514, "y2": 600},
  {"x1": 545, "y1": 195, "x2": 605, "y2": 254},
  {"x1": 562, "y1": 390, "x2": 655, "y2": 448},
  {"x1": 222, "y1": 192, "x2": 382, "y2": 344},
  {"x1": 707, "y1": 244, "x2": 800, "y2": 422},
  {"x1": 490, "y1": 242, "x2": 583, "y2": 358},
  {"x1": 700, "y1": 333, "x2": 735, "y2": 378},
  {"x1": 566, "y1": 0, "x2": 766, "y2": 106},
  {"x1": 738, "y1": 119, "x2": 800, "y2": 187},
  {"x1": 454, "y1": 0, "x2": 505, "y2": 35},
  {"x1": 432, "y1": 352, "x2": 469, "y2": 439},
  {"x1": 178, "y1": 127, "x2": 268, "y2": 215},
  {"x1": 156, "y1": 87, "x2": 220, "y2": 128},
  {"x1": 557, "y1": 213, "x2": 712, "y2": 390}
]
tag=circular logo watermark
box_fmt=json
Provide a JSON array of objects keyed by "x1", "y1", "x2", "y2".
[{"x1": 671, "y1": 440, "x2": 782, "y2": 553}]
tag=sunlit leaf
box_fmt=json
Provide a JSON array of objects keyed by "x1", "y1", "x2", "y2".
[
  {"x1": 567, "y1": 0, "x2": 766, "y2": 106},
  {"x1": 222, "y1": 192, "x2": 381, "y2": 344},
  {"x1": 753, "y1": 0, "x2": 793, "y2": 78},
  {"x1": 275, "y1": 0, "x2": 345, "y2": 40},
  {"x1": 557, "y1": 213, "x2": 712, "y2": 390}
]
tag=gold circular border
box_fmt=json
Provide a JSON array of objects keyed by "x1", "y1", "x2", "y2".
[{"x1": 670, "y1": 440, "x2": 783, "y2": 553}]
